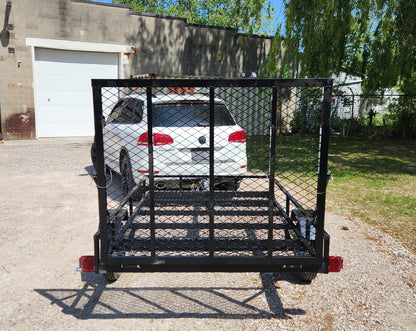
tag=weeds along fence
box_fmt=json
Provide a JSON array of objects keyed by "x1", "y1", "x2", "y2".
[{"x1": 331, "y1": 93, "x2": 416, "y2": 138}]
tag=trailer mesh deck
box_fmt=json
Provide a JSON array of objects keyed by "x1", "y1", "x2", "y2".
[{"x1": 110, "y1": 189, "x2": 310, "y2": 258}]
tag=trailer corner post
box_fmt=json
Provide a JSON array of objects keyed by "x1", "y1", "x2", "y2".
[
  {"x1": 315, "y1": 80, "x2": 333, "y2": 259},
  {"x1": 268, "y1": 86, "x2": 278, "y2": 258},
  {"x1": 92, "y1": 82, "x2": 109, "y2": 267},
  {"x1": 147, "y1": 85, "x2": 157, "y2": 259},
  {"x1": 209, "y1": 86, "x2": 215, "y2": 257}
]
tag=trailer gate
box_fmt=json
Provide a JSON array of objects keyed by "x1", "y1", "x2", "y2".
[{"x1": 90, "y1": 79, "x2": 333, "y2": 277}]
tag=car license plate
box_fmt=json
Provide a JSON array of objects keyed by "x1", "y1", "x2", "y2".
[{"x1": 192, "y1": 148, "x2": 209, "y2": 163}]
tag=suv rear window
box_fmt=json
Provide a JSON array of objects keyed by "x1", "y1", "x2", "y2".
[
  {"x1": 152, "y1": 102, "x2": 236, "y2": 127},
  {"x1": 107, "y1": 98, "x2": 144, "y2": 124}
]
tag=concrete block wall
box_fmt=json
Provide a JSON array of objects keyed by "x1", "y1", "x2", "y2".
[{"x1": 0, "y1": 0, "x2": 271, "y2": 139}]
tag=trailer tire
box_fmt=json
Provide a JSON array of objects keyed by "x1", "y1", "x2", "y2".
[
  {"x1": 299, "y1": 272, "x2": 317, "y2": 282},
  {"x1": 104, "y1": 272, "x2": 121, "y2": 282}
]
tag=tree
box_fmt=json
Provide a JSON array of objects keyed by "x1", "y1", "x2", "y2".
[
  {"x1": 113, "y1": 0, "x2": 274, "y2": 35},
  {"x1": 114, "y1": 0, "x2": 415, "y2": 96},
  {"x1": 263, "y1": 0, "x2": 416, "y2": 95}
]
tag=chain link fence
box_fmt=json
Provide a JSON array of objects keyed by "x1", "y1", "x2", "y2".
[{"x1": 331, "y1": 93, "x2": 416, "y2": 138}]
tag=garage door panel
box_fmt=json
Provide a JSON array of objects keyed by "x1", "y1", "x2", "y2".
[
  {"x1": 36, "y1": 74, "x2": 92, "y2": 90},
  {"x1": 35, "y1": 49, "x2": 119, "y2": 137},
  {"x1": 37, "y1": 90, "x2": 92, "y2": 108},
  {"x1": 37, "y1": 121, "x2": 94, "y2": 138},
  {"x1": 36, "y1": 104, "x2": 93, "y2": 122}
]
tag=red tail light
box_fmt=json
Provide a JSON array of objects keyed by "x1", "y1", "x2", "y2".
[
  {"x1": 138, "y1": 132, "x2": 174, "y2": 146},
  {"x1": 328, "y1": 256, "x2": 343, "y2": 272},
  {"x1": 138, "y1": 170, "x2": 159, "y2": 174},
  {"x1": 79, "y1": 255, "x2": 95, "y2": 273},
  {"x1": 228, "y1": 130, "x2": 246, "y2": 143}
]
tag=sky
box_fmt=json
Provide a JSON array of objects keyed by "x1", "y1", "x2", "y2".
[{"x1": 90, "y1": 0, "x2": 285, "y2": 33}]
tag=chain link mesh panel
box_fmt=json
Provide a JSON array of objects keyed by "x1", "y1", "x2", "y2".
[{"x1": 92, "y1": 79, "x2": 331, "y2": 265}]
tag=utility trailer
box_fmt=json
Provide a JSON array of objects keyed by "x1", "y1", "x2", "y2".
[{"x1": 80, "y1": 78, "x2": 343, "y2": 282}]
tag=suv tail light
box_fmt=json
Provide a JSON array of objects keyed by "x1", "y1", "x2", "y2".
[
  {"x1": 138, "y1": 132, "x2": 174, "y2": 146},
  {"x1": 228, "y1": 130, "x2": 246, "y2": 143}
]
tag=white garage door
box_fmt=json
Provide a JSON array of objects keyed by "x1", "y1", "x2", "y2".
[{"x1": 34, "y1": 49, "x2": 118, "y2": 137}]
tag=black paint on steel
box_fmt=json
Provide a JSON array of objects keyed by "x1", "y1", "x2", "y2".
[
  {"x1": 91, "y1": 85, "x2": 109, "y2": 265},
  {"x1": 209, "y1": 86, "x2": 215, "y2": 257},
  {"x1": 146, "y1": 87, "x2": 157, "y2": 259},
  {"x1": 286, "y1": 196, "x2": 290, "y2": 217},
  {"x1": 127, "y1": 222, "x2": 288, "y2": 230},
  {"x1": 315, "y1": 83, "x2": 333, "y2": 258},
  {"x1": 274, "y1": 179, "x2": 305, "y2": 212},
  {"x1": 112, "y1": 238, "x2": 300, "y2": 251},
  {"x1": 322, "y1": 232, "x2": 331, "y2": 273},
  {"x1": 93, "y1": 231, "x2": 100, "y2": 273},
  {"x1": 267, "y1": 86, "x2": 278, "y2": 257},
  {"x1": 103, "y1": 264, "x2": 318, "y2": 273},
  {"x1": 152, "y1": 174, "x2": 268, "y2": 179},
  {"x1": 91, "y1": 78, "x2": 332, "y2": 89},
  {"x1": 105, "y1": 255, "x2": 318, "y2": 267},
  {"x1": 103, "y1": 255, "x2": 322, "y2": 273},
  {"x1": 90, "y1": 78, "x2": 334, "y2": 275}
]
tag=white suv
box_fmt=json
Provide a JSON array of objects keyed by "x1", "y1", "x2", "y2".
[{"x1": 92, "y1": 93, "x2": 247, "y2": 196}]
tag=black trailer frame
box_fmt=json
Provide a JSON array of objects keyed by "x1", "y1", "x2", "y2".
[{"x1": 91, "y1": 78, "x2": 333, "y2": 277}]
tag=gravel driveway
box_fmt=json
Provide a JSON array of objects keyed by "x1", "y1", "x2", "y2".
[{"x1": 1, "y1": 137, "x2": 415, "y2": 330}]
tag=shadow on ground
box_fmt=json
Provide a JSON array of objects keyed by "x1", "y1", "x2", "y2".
[{"x1": 36, "y1": 272, "x2": 307, "y2": 320}]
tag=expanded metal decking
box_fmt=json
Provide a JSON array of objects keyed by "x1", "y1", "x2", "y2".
[{"x1": 109, "y1": 189, "x2": 311, "y2": 258}]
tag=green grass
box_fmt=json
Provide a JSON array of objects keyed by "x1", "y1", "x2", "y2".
[
  {"x1": 246, "y1": 135, "x2": 416, "y2": 253},
  {"x1": 247, "y1": 134, "x2": 320, "y2": 175},
  {"x1": 327, "y1": 137, "x2": 416, "y2": 253}
]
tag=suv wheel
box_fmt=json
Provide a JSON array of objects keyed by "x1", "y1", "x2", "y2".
[
  {"x1": 91, "y1": 142, "x2": 97, "y2": 170},
  {"x1": 120, "y1": 154, "x2": 143, "y2": 200},
  {"x1": 120, "y1": 154, "x2": 134, "y2": 194},
  {"x1": 221, "y1": 178, "x2": 241, "y2": 191}
]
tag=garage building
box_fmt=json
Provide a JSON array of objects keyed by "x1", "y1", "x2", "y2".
[{"x1": 0, "y1": 0, "x2": 272, "y2": 139}]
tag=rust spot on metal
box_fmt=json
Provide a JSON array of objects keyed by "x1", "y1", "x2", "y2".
[
  {"x1": 123, "y1": 52, "x2": 132, "y2": 61},
  {"x1": 4, "y1": 108, "x2": 35, "y2": 139}
]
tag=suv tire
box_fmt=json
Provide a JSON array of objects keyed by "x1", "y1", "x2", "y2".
[
  {"x1": 91, "y1": 142, "x2": 97, "y2": 170},
  {"x1": 120, "y1": 153, "x2": 143, "y2": 200}
]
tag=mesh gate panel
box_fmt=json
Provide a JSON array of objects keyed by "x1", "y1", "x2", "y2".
[{"x1": 92, "y1": 80, "x2": 331, "y2": 264}]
